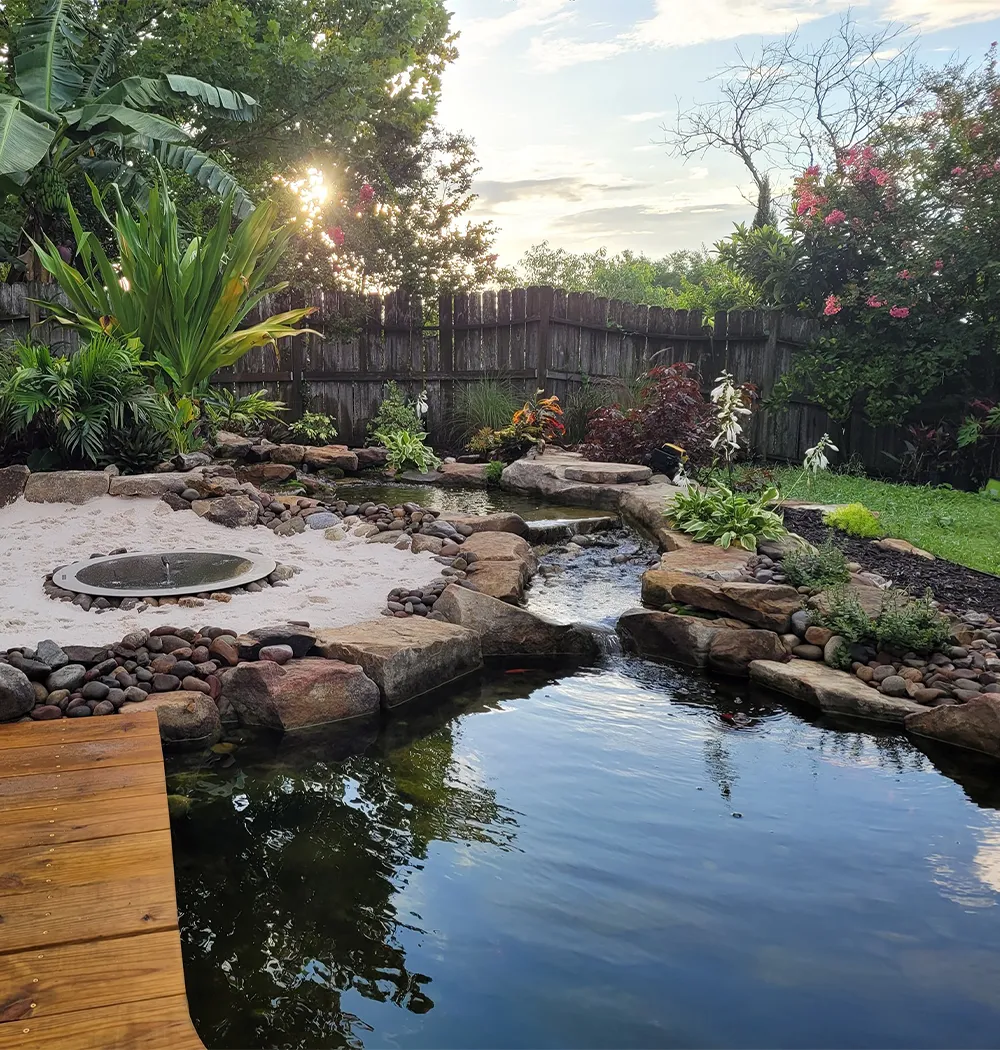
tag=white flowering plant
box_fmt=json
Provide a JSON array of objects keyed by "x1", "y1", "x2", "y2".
[{"x1": 803, "y1": 433, "x2": 839, "y2": 485}]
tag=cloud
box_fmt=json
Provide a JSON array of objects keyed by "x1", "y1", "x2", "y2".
[
  {"x1": 548, "y1": 202, "x2": 748, "y2": 241},
  {"x1": 884, "y1": 0, "x2": 1000, "y2": 31},
  {"x1": 458, "y1": 0, "x2": 575, "y2": 51},
  {"x1": 526, "y1": 0, "x2": 1000, "y2": 71},
  {"x1": 473, "y1": 175, "x2": 650, "y2": 205},
  {"x1": 688, "y1": 166, "x2": 710, "y2": 180},
  {"x1": 623, "y1": 111, "x2": 667, "y2": 123}
]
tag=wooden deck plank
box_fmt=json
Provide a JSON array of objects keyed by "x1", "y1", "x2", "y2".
[
  {"x1": 1, "y1": 931, "x2": 187, "y2": 1023},
  {"x1": 0, "y1": 733, "x2": 164, "y2": 778},
  {"x1": 0, "y1": 793, "x2": 169, "y2": 851},
  {"x1": 0, "y1": 715, "x2": 155, "y2": 750},
  {"x1": 0, "y1": 713, "x2": 205, "y2": 1048},
  {"x1": 0, "y1": 995, "x2": 205, "y2": 1050},
  {"x1": 0, "y1": 760, "x2": 165, "y2": 813}
]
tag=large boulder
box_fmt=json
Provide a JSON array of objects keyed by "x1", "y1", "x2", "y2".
[
  {"x1": 563, "y1": 462, "x2": 651, "y2": 484},
  {"x1": 0, "y1": 663, "x2": 35, "y2": 721},
  {"x1": 707, "y1": 629, "x2": 787, "y2": 677},
  {"x1": 185, "y1": 474, "x2": 244, "y2": 498},
  {"x1": 220, "y1": 658, "x2": 379, "y2": 730},
  {"x1": 236, "y1": 462, "x2": 298, "y2": 485},
  {"x1": 302, "y1": 445, "x2": 359, "y2": 471},
  {"x1": 463, "y1": 561, "x2": 534, "y2": 603},
  {"x1": 119, "y1": 691, "x2": 222, "y2": 751},
  {"x1": 641, "y1": 570, "x2": 800, "y2": 632},
  {"x1": 437, "y1": 462, "x2": 489, "y2": 487},
  {"x1": 656, "y1": 545, "x2": 751, "y2": 579},
  {"x1": 617, "y1": 608, "x2": 720, "y2": 669},
  {"x1": 749, "y1": 659, "x2": 923, "y2": 724},
  {"x1": 0, "y1": 464, "x2": 29, "y2": 507},
  {"x1": 461, "y1": 531, "x2": 536, "y2": 564},
  {"x1": 439, "y1": 512, "x2": 529, "y2": 537},
  {"x1": 905, "y1": 695, "x2": 1000, "y2": 759},
  {"x1": 214, "y1": 431, "x2": 253, "y2": 458},
  {"x1": 239, "y1": 624, "x2": 318, "y2": 659},
  {"x1": 271, "y1": 443, "x2": 308, "y2": 465},
  {"x1": 24, "y1": 470, "x2": 110, "y2": 504},
  {"x1": 192, "y1": 494, "x2": 259, "y2": 528},
  {"x1": 109, "y1": 472, "x2": 195, "y2": 497},
  {"x1": 354, "y1": 446, "x2": 388, "y2": 469},
  {"x1": 313, "y1": 618, "x2": 483, "y2": 708},
  {"x1": 433, "y1": 584, "x2": 597, "y2": 658}
]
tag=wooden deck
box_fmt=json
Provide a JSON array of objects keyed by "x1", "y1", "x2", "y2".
[{"x1": 0, "y1": 712, "x2": 206, "y2": 1050}]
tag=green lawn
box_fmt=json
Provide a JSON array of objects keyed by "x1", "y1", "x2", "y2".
[{"x1": 771, "y1": 468, "x2": 1000, "y2": 576}]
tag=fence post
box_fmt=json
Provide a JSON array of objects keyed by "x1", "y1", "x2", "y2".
[
  {"x1": 288, "y1": 287, "x2": 306, "y2": 419},
  {"x1": 536, "y1": 285, "x2": 554, "y2": 392}
]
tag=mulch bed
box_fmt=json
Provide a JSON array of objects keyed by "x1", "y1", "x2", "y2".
[{"x1": 781, "y1": 507, "x2": 1000, "y2": 620}]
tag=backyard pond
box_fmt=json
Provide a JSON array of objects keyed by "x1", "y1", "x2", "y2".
[{"x1": 171, "y1": 655, "x2": 1000, "y2": 1050}]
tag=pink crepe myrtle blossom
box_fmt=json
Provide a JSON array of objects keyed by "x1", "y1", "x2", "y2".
[
  {"x1": 824, "y1": 209, "x2": 847, "y2": 226},
  {"x1": 897, "y1": 269, "x2": 912, "y2": 280},
  {"x1": 804, "y1": 164, "x2": 821, "y2": 176},
  {"x1": 934, "y1": 259, "x2": 944, "y2": 271},
  {"x1": 358, "y1": 183, "x2": 375, "y2": 204},
  {"x1": 970, "y1": 122, "x2": 985, "y2": 138},
  {"x1": 952, "y1": 166, "x2": 966, "y2": 175},
  {"x1": 327, "y1": 226, "x2": 345, "y2": 246},
  {"x1": 866, "y1": 295, "x2": 886, "y2": 308},
  {"x1": 889, "y1": 306, "x2": 910, "y2": 319},
  {"x1": 823, "y1": 294, "x2": 843, "y2": 316},
  {"x1": 868, "y1": 167, "x2": 889, "y2": 186}
]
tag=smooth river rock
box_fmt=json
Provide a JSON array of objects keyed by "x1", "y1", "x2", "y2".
[
  {"x1": 433, "y1": 584, "x2": 597, "y2": 658},
  {"x1": 313, "y1": 618, "x2": 483, "y2": 708},
  {"x1": 0, "y1": 663, "x2": 35, "y2": 721},
  {"x1": 220, "y1": 657, "x2": 380, "y2": 730}
]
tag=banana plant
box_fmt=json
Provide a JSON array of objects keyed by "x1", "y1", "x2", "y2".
[
  {"x1": 32, "y1": 174, "x2": 316, "y2": 398},
  {"x1": 0, "y1": 0, "x2": 258, "y2": 274}
]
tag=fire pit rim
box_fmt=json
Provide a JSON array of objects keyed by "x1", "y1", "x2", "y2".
[{"x1": 52, "y1": 549, "x2": 278, "y2": 598}]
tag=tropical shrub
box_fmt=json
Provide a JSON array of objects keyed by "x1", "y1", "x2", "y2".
[
  {"x1": 102, "y1": 421, "x2": 172, "y2": 475},
  {"x1": 368, "y1": 381, "x2": 422, "y2": 444},
  {"x1": 0, "y1": 336, "x2": 164, "y2": 467},
  {"x1": 823, "y1": 503, "x2": 883, "y2": 539},
  {"x1": 464, "y1": 392, "x2": 565, "y2": 462},
  {"x1": 513, "y1": 392, "x2": 565, "y2": 444},
  {"x1": 33, "y1": 176, "x2": 314, "y2": 397},
  {"x1": 485, "y1": 460, "x2": 505, "y2": 486},
  {"x1": 781, "y1": 537, "x2": 851, "y2": 590},
  {"x1": 203, "y1": 390, "x2": 285, "y2": 435},
  {"x1": 667, "y1": 482, "x2": 786, "y2": 551},
  {"x1": 382, "y1": 430, "x2": 441, "y2": 474},
  {"x1": 287, "y1": 412, "x2": 339, "y2": 445},
  {"x1": 450, "y1": 377, "x2": 520, "y2": 442},
  {"x1": 580, "y1": 363, "x2": 716, "y2": 466},
  {"x1": 563, "y1": 377, "x2": 618, "y2": 443},
  {"x1": 0, "y1": 0, "x2": 257, "y2": 272}
]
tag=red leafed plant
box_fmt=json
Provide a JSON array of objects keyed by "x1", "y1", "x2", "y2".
[{"x1": 578, "y1": 363, "x2": 716, "y2": 465}]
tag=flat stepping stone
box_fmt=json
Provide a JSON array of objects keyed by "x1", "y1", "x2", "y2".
[{"x1": 563, "y1": 463, "x2": 651, "y2": 485}]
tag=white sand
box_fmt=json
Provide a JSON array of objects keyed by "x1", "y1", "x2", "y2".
[{"x1": 0, "y1": 496, "x2": 441, "y2": 649}]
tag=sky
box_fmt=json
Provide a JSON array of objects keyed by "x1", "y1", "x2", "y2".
[{"x1": 437, "y1": 0, "x2": 1000, "y2": 267}]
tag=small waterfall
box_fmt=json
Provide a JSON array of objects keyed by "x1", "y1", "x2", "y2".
[{"x1": 589, "y1": 626, "x2": 623, "y2": 658}]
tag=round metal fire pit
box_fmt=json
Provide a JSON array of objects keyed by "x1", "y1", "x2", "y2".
[{"x1": 53, "y1": 550, "x2": 277, "y2": 598}]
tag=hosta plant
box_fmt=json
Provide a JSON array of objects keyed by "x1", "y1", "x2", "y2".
[
  {"x1": 667, "y1": 482, "x2": 786, "y2": 551},
  {"x1": 382, "y1": 430, "x2": 441, "y2": 474}
]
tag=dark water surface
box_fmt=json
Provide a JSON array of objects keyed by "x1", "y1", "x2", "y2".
[{"x1": 172, "y1": 658, "x2": 1000, "y2": 1050}]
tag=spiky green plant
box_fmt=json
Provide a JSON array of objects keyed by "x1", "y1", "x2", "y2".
[{"x1": 32, "y1": 175, "x2": 316, "y2": 397}]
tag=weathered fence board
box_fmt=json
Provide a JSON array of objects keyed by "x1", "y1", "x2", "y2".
[{"x1": 0, "y1": 282, "x2": 924, "y2": 471}]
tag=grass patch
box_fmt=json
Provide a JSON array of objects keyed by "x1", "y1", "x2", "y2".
[{"x1": 773, "y1": 468, "x2": 1000, "y2": 576}]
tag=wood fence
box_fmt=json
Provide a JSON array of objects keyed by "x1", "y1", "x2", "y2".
[{"x1": 0, "y1": 282, "x2": 910, "y2": 471}]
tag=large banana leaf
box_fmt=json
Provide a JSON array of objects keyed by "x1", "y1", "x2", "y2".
[
  {"x1": 0, "y1": 98, "x2": 56, "y2": 176},
  {"x1": 92, "y1": 76, "x2": 257, "y2": 121},
  {"x1": 69, "y1": 104, "x2": 192, "y2": 142},
  {"x1": 13, "y1": 0, "x2": 86, "y2": 111},
  {"x1": 151, "y1": 141, "x2": 255, "y2": 218}
]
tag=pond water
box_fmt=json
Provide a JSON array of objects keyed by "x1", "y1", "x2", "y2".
[{"x1": 172, "y1": 657, "x2": 1000, "y2": 1050}]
